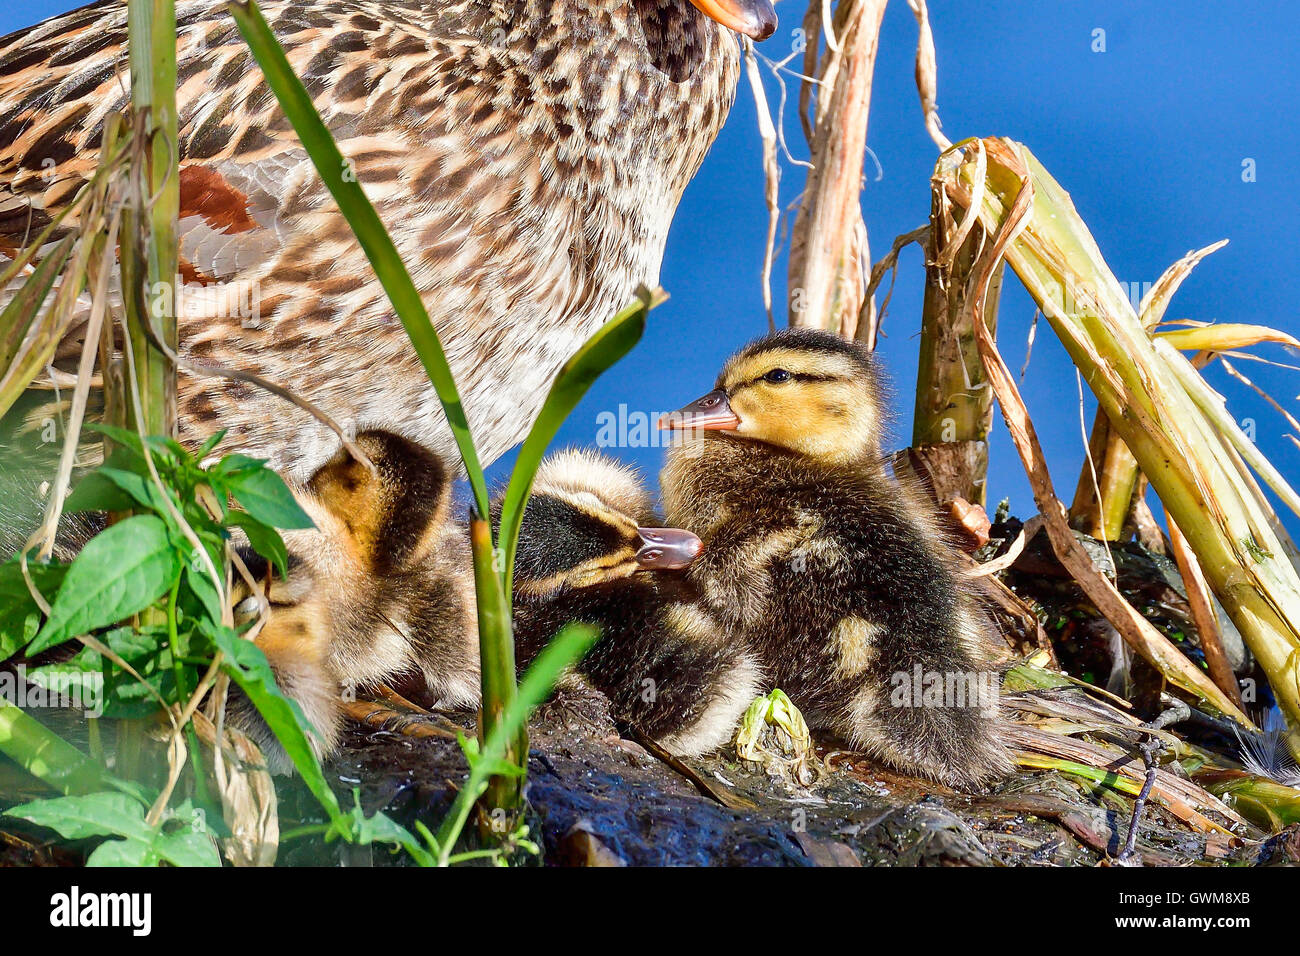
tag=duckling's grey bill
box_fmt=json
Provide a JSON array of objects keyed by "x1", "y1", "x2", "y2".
[
  {"x1": 659, "y1": 389, "x2": 741, "y2": 431},
  {"x1": 635, "y1": 528, "x2": 704, "y2": 569},
  {"x1": 689, "y1": 0, "x2": 778, "y2": 40}
]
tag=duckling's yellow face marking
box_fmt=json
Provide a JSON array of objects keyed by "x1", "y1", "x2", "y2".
[{"x1": 718, "y1": 347, "x2": 880, "y2": 464}]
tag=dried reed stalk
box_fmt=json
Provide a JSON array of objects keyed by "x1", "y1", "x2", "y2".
[{"x1": 788, "y1": 0, "x2": 888, "y2": 341}]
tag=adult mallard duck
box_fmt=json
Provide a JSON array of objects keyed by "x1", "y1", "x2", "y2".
[{"x1": 0, "y1": 0, "x2": 776, "y2": 479}]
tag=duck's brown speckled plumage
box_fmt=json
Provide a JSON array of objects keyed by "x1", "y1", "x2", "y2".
[{"x1": 0, "y1": 0, "x2": 740, "y2": 478}]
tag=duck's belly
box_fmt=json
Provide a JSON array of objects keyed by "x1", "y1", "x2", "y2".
[{"x1": 175, "y1": 200, "x2": 671, "y2": 480}]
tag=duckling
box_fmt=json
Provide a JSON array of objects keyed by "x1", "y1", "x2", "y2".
[
  {"x1": 229, "y1": 430, "x2": 478, "y2": 771},
  {"x1": 509, "y1": 449, "x2": 763, "y2": 756},
  {"x1": 659, "y1": 328, "x2": 1011, "y2": 789}
]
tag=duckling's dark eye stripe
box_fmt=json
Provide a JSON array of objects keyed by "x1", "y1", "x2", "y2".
[{"x1": 736, "y1": 372, "x2": 840, "y2": 390}]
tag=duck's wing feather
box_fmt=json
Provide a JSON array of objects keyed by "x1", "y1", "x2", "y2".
[{"x1": 0, "y1": 0, "x2": 492, "y2": 281}]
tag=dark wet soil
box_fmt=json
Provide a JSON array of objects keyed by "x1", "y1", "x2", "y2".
[{"x1": 269, "y1": 685, "x2": 1298, "y2": 868}]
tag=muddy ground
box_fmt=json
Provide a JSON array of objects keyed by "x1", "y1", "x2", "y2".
[{"x1": 268, "y1": 687, "x2": 1299, "y2": 868}]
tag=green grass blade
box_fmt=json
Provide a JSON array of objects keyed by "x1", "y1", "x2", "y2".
[
  {"x1": 225, "y1": 0, "x2": 489, "y2": 519},
  {"x1": 497, "y1": 288, "x2": 660, "y2": 596},
  {"x1": 0, "y1": 702, "x2": 121, "y2": 797},
  {"x1": 433, "y1": 622, "x2": 598, "y2": 865}
]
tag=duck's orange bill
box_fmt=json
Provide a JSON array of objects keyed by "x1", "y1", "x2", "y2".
[
  {"x1": 635, "y1": 528, "x2": 704, "y2": 570},
  {"x1": 658, "y1": 389, "x2": 740, "y2": 431},
  {"x1": 688, "y1": 0, "x2": 778, "y2": 41}
]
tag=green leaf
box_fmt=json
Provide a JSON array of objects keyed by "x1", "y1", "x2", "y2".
[
  {"x1": 0, "y1": 561, "x2": 66, "y2": 661},
  {"x1": 29, "y1": 516, "x2": 180, "y2": 654},
  {"x1": 6, "y1": 791, "x2": 146, "y2": 839},
  {"x1": 225, "y1": 511, "x2": 290, "y2": 579},
  {"x1": 217, "y1": 457, "x2": 313, "y2": 530},
  {"x1": 184, "y1": 560, "x2": 224, "y2": 626},
  {"x1": 206, "y1": 622, "x2": 346, "y2": 831},
  {"x1": 498, "y1": 290, "x2": 657, "y2": 595},
  {"x1": 64, "y1": 471, "x2": 135, "y2": 514},
  {"x1": 77, "y1": 466, "x2": 172, "y2": 514},
  {"x1": 194, "y1": 429, "x2": 228, "y2": 461},
  {"x1": 6, "y1": 792, "x2": 219, "y2": 867},
  {"x1": 84, "y1": 422, "x2": 146, "y2": 456}
]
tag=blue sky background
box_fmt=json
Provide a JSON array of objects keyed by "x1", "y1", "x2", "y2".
[{"x1": 4, "y1": 1, "x2": 1297, "y2": 530}]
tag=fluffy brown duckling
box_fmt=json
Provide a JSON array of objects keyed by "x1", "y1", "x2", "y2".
[
  {"x1": 659, "y1": 328, "x2": 1011, "y2": 789},
  {"x1": 509, "y1": 449, "x2": 763, "y2": 756},
  {"x1": 230, "y1": 430, "x2": 478, "y2": 771}
]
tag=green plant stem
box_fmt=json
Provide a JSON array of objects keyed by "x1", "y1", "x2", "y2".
[
  {"x1": 434, "y1": 623, "x2": 597, "y2": 865},
  {"x1": 124, "y1": 0, "x2": 178, "y2": 439},
  {"x1": 165, "y1": 576, "x2": 209, "y2": 806},
  {"x1": 0, "y1": 703, "x2": 117, "y2": 796},
  {"x1": 468, "y1": 514, "x2": 523, "y2": 833}
]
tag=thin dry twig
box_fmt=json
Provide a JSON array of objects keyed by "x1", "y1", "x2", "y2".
[
  {"x1": 905, "y1": 0, "x2": 950, "y2": 151},
  {"x1": 743, "y1": 38, "x2": 782, "y2": 333}
]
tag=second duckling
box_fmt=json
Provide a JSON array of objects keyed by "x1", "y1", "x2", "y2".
[
  {"x1": 509, "y1": 450, "x2": 763, "y2": 757},
  {"x1": 660, "y1": 328, "x2": 1011, "y2": 789}
]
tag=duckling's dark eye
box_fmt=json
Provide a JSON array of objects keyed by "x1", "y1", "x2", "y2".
[{"x1": 764, "y1": 368, "x2": 792, "y2": 384}]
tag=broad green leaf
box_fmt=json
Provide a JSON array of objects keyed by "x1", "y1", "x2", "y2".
[
  {"x1": 206, "y1": 622, "x2": 345, "y2": 830},
  {"x1": 7, "y1": 792, "x2": 219, "y2": 867},
  {"x1": 0, "y1": 562, "x2": 66, "y2": 661},
  {"x1": 71, "y1": 466, "x2": 172, "y2": 514},
  {"x1": 30, "y1": 515, "x2": 180, "y2": 654},
  {"x1": 63, "y1": 471, "x2": 136, "y2": 514},
  {"x1": 84, "y1": 422, "x2": 146, "y2": 456},
  {"x1": 217, "y1": 457, "x2": 313, "y2": 530},
  {"x1": 225, "y1": 511, "x2": 290, "y2": 579},
  {"x1": 7, "y1": 791, "x2": 147, "y2": 840}
]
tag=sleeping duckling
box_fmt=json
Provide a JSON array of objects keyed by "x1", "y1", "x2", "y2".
[
  {"x1": 510, "y1": 450, "x2": 763, "y2": 756},
  {"x1": 229, "y1": 430, "x2": 478, "y2": 771},
  {"x1": 660, "y1": 328, "x2": 1010, "y2": 789}
]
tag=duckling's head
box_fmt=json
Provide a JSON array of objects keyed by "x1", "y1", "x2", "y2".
[
  {"x1": 512, "y1": 450, "x2": 702, "y2": 598},
  {"x1": 661, "y1": 328, "x2": 885, "y2": 465}
]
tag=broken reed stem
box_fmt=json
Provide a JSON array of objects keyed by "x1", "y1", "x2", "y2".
[
  {"x1": 911, "y1": 184, "x2": 1003, "y2": 507},
  {"x1": 939, "y1": 137, "x2": 1300, "y2": 732},
  {"x1": 1066, "y1": 241, "x2": 1231, "y2": 539},
  {"x1": 1166, "y1": 511, "x2": 1243, "y2": 708},
  {"x1": 787, "y1": 0, "x2": 888, "y2": 340},
  {"x1": 1068, "y1": 412, "x2": 1140, "y2": 540},
  {"x1": 123, "y1": 0, "x2": 179, "y2": 439},
  {"x1": 952, "y1": 141, "x2": 1251, "y2": 726}
]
